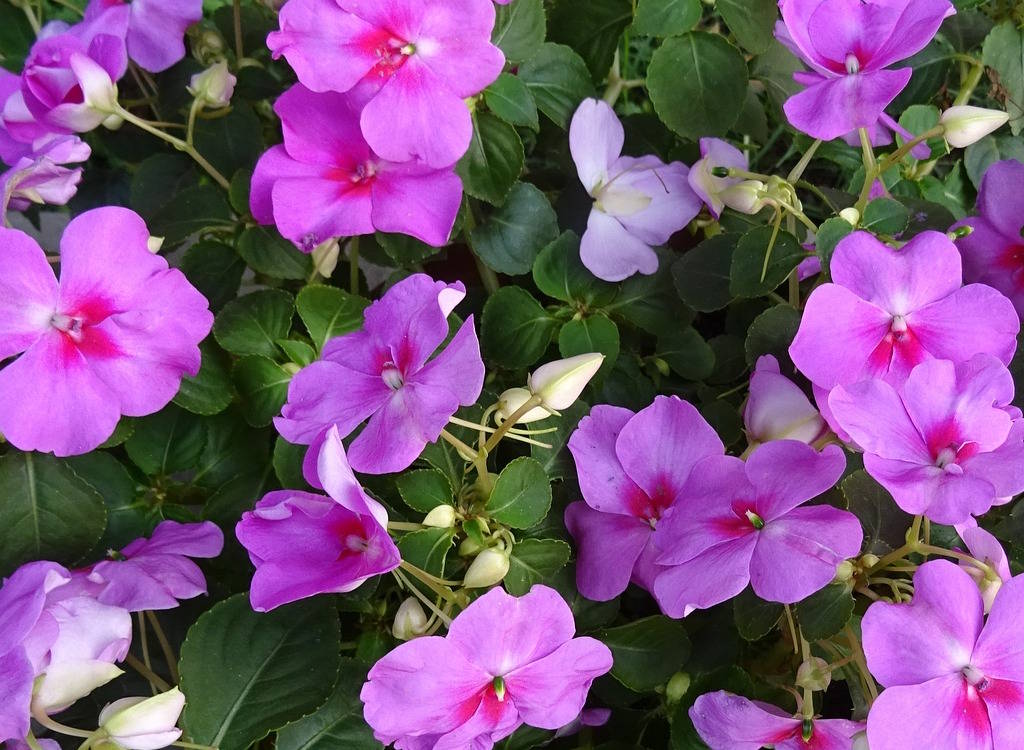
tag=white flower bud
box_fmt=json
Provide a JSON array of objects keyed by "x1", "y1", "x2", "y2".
[
  {"x1": 527, "y1": 353, "x2": 604, "y2": 411},
  {"x1": 311, "y1": 238, "x2": 340, "y2": 278},
  {"x1": 34, "y1": 662, "x2": 124, "y2": 714},
  {"x1": 462, "y1": 547, "x2": 510, "y2": 588},
  {"x1": 458, "y1": 537, "x2": 485, "y2": 557},
  {"x1": 496, "y1": 387, "x2": 550, "y2": 425},
  {"x1": 719, "y1": 180, "x2": 769, "y2": 215},
  {"x1": 796, "y1": 656, "x2": 832, "y2": 692},
  {"x1": 422, "y1": 504, "x2": 456, "y2": 529},
  {"x1": 147, "y1": 236, "x2": 165, "y2": 254},
  {"x1": 940, "y1": 106, "x2": 1010, "y2": 148},
  {"x1": 97, "y1": 688, "x2": 185, "y2": 750},
  {"x1": 188, "y1": 61, "x2": 237, "y2": 109},
  {"x1": 391, "y1": 598, "x2": 429, "y2": 640},
  {"x1": 665, "y1": 672, "x2": 691, "y2": 704},
  {"x1": 839, "y1": 207, "x2": 860, "y2": 227}
]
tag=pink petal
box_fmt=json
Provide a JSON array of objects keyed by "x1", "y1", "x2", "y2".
[
  {"x1": 689, "y1": 691, "x2": 800, "y2": 750},
  {"x1": 275, "y1": 84, "x2": 370, "y2": 167},
  {"x1": 123, "y1": 0, "x2": 202, "y2": 72},
  {"x1": 864, "y1": 454, "x2": 994, "y2": 523},
  {"x1": 972, "y1": 574, "x2": 1024, "y2": 682},
  {"x1": 411, "y1": 317, "x2": 485, "y2": 408},
  {"x1": 828, "y1": 378, "x2": 930, "y2": 463},
  {"x1": 744, "y1": 355, "x2": 826, "y2": 444},
  {"x1": 612, "y1": 157, "x2": 701, "y2": 245},
  {"x1": 652, "y1": 535, "x2": 757, "y2": 617},
  {"x1": 806, "y1": 0, "x2": 900, "y2": 69},
  {"x1": 908, "y1": 285, "x2": 1019, "y2": 368},
  {"x1": 371, "y1": 163, "x2": 462, "y2": 246},
  {"x1": 746, "y1": 441, "x2": 846, "y2": 521},
  {"x1": 865, "y1": 675, "x2": 992, "y2": 750},
  {"x1": 980, "y1": 678, "x2": 1024, "y2": 750},
  {"x1": 580, "y1": 208, "x2": 660, "y2": 282},
  {"x1": 783, "y1": 68, "x2": 911, "y2": 141},
  {"x1": 412, "y1": 0, "x2": 504, "y2": 97},
  {"x1": 869, "y1": 0, "x2": 956, "y2": 71},
  {"x1": 964, "y1": 419, "x2": 1024, "y2": 499},
  {"x1": 249, "y1": 145, "x2": 316, "y2": 226},
  {"x1": 316, "y1": 426, "x2": 389, "y2": 526},
  {"x1": 568, "y1": 405, "x2": 648, "y2": 517},
  {"x1": 271, "y1": 175, "x2": 375, "y2": 246},
  {"x1": 0, "y1": 650, "x2": 34, "y2": 743},
  {"x1": 564, "y1": 501, "x2": 652, "y2": 600},
  {"x1": 570, "y1": 98, "x2": 623, "y2": 194},
  {"x1": 976, "y1": 159, "x2": 1024, "y2": 240},
  {"x1": 0, "y1": 227, "x2": 57, "y2": 359}
]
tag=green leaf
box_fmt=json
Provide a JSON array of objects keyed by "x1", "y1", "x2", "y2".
[
  {"x1": 148, "y1": 185, "x2": 233, "y2": 246},
  {"x1": 0, "y1": 453, "x2": 107, "y2": 575},
  {"x1": 505, "y1": 539, "x2": 571, "y2": 596},
  {"x1": 814, "y1": 217, "x2": 855, "y2": 277},
  {"x1": 66, "y1": 452, "x2": 150, "y2": 556},
  {"x1": 549, "y1": 0, "x2": 633, "y2": 78},
  {"x1": 471, "y1": 182, "x2": 560, "y2": 274},
  {"x1": 273, "y1": 437, "x2": 309, "y2": 491},
  {"x1": 862, "y1": 198, "x2": 910, "y2": 235},
  {"x1": 671, "y1": 234, "x2": 737, "y2": 312},
  {"x1": 175, "y1": 340, "x2": 234, "y2": 416},
  {"x1": 396, "y1": 469, "x2": 454, "y2": 514},
  {"x1": 396, "y1": 527, "x2": 455, "y2": 596},
  {"x1": 657, "y1": 327, "x2": 715, "y2": 381},
  {"x1": 486, "y1": 456, "x2": 552, "y2": 529},
  {"x1": 295, "y1": 285, "x2": 368, "y2": 353},
  {"x1": 277, "y1": 340, "x2": 316, "y2": 367},
  {"x1": 214, "y1": 289, "x2": 295, "y2": 358},
  {"x1": 376, "y1": 232, "x2": 445, "y2": 266},
  {"x1": 530, "y1": 401, "x2": 588, "y2": 481},
  {"x1": 481, "y1": 287, "x2": 560, "y2": 368},
  {"x1": 125, "y1": 405, "x2": 206, "y2": 475},
  {"x1": 717, "y1": 0, "x2": 778, "y2": 54},
  {"x1": 532, "y1": 232, "x2": 617, "y2": 306},
  {"x1": 965, "y1": 134, "x2": 1024, "y2": 188},
  {"x1": 0, "y1": 2, "x2": 37, "y2": 71},
  {"x1": 131, "y1": 154, "x2": 198, "y2": 217},
  {"x1": 604, "y1": 255, "x2": 692, "y2": 334},
  {"x1": 648, "y1": 32, "x2": 748, "y2": 139},
  {"x1": 233, "y1": 356, "x2": 292, "y2": 428},
  {"x1": 193, "y1": 102, "x2": 265, "y2": 175},
  {"x1": 599, "y1": 616, "x2": 691, "y2": 692},
  {"x1": 456, "y1": 112, "x2": 525, "y2": 206},
  {"x1": 633, "y1": 0, "x2": 701, "y2": 37},
  {"x1": 237, "y1": 226, "x2": 312, "y2": 281},
  {"x1": 732, "y1": 587, "x2": 783, "y2": 641},
  {"x1": 485, "y1": 73, "x2": 540, "y2": 130},
  {"x1": 276, "y1": 659, "x2": 378, "y2": 750},
  {"x1": 842, "y1": 470, "x2": 912, "y2": 554},
  {"x1": 492, "y1": 0, "x2": 546, "y2": 63},
  {"x1": 518, "y1": 43, "x2": 595, "y2": 128},
  {"x1": 180, "y1": 594, "x2": 342, "y2": 750},
  {"x1": 795, "y1": 584, "x2": 856, "y2": 641},
  {"x1": 180, "y1": 240, "x2": 246, "y2": 313},
  {"x1": 558, "y1": 315, "x2": 620, "y2": 377},
  {"x1": 229, "y1": 169, "x2": 251, "y2": 215},
  {"x1": 744, "y1": 304, "x2": 801, "y2": 365},
  {"x1": 730, "y1": 226, "x2": 805, "y2": 298},
  {"x1": 983, "y1": 22, "x2": 1024, "y2": 135}
]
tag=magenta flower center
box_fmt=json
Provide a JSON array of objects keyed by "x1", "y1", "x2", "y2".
[
  {"x1": 998, "y1": 243, "x2": 1024, "y2": 290},
  {"x1": 962, "y1": 665, "x2": 989, "y2": 691},
  {"x1": 844, "y1": 53, "x2": 861, "y2": 74},
  {"x1": 628, "y1": 481, "x2": 675, "y2": 525},
  {"x1": 368, "y1": 34, "x2": 414, "y2": 80},
  {"x1": 926, "y1": 419, "x2": 979, "y2": 474},
  {"x1": 50, "y1": 312, "x2": 85, "y2": 339}
]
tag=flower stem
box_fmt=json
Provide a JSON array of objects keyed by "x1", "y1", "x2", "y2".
[
  {"x1": 483, "y1": 394, "x2": 544, "y2": 453},
  {"x1": 786, "y1": 139, "x2": 822, "y2": 183},
  {"x1": 137, "y1": 611, "x2": 157, "y2": 696},
  {"x1": 31, "y1": 713, "x2": 93, "y2": 740},
  {"x1": 146, "y1": 611, "x2": 180, "y2": 684},
  {"x1": 232, "y1": 0, "x2": 244, "y2": 60},
  {"x1": 348, "y1": 236, "x2": 360, "y2": 295},
  {"x1": 125, "y1": 652, "x2": 173, "y2": 692}
]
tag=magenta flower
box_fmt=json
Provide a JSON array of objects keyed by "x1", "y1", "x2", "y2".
[
  {"x1": 85, "y1": 0, "x2": 202, "y2": 72},
  {"x1": 789, "y1": 230, "x2": 1019, "y2": 392},
  {"x1": 251, "y1": 84, "x2": 461, "y2": 249},
  {"x1": 1, "y1": 134, "x2": 90, "y2": 212},
  {"x1": 81, "y1": 521, "x2": 224, "y2": 611},
  {"x1": 268, "y1": 0, "x2": 504, "y2": 168},
  {"x1": 863, "y1": 560, "x2": 1024, "y2": 749},
  {"x1": 360, "y1": 585, "x2": 613, "y2": 749},
  {"x1": 955, "y1": 520, "x2": 1011, "y2": 613},
  {"x1": 564, "y1": 396, "x2": 725, "y2": 602},
  {"x1": 829, "y1": 355, "x2": 1024, "y2": 525},
  {"x1": 690, "y1": 691, "x2": 863, "y2": 750},
  {"x1": 236, "y1": 427, "x2": 400, "y2": 612},
  {"x1": 569, "y1": 98, "x2": 701, "y2": 281},
  {"x1": 955, "y1": 159, "x2": 1024, "y2": 319},
  {"x1": 687, "y1": 137, "x2": 749, "y2": 219},
  {"x1": 652, "y1": 441, "x2": 860, "y2": 615},
  {"x1": 0, "y1": 207, "x2": 213, "y2": 456},
  {"x1": 776, "y1": 0, "x2": 954, "y2": 140},
  {"x1": 744, "y1": 355, "x2": 827, "y2": 447},
  {"x1": 276, "y1": 273, "x2": 483, "y2": 475}
]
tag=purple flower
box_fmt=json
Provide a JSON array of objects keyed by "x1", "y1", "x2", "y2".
[
  {"x1": 829, "y1": 355, "x2": 1024, "y2": 525},
  {"x1": 268, "y1": 0, "x2": 504, "y2": 168},
  {"x1": 569, "y1": 98, "x2": 701, "y2": 281},
  {"x1": 776, "y1": 0, "x2": 954, "y2": 140},
  {"x1": 862, "y1": 560, "x2": 1024, "y2": 749},
  {"x1": 276, "y1": 273, "x2": 483, "y2": 475},
  {"x1": 955, "y1": 520, "x2": 1011, "y2": 613},
  {"x1": 789, "y1": 230, "x2": 1019, "y2": 392},
  {"x1": 690, "y1": 691, "x2": 864, "y2": 750},
  {"x1": 744, "y1": 355, "x2": 827, "y2": 447},
  {"x1": 687, "y1": 137, "x2": 748, "y2": 219},
  {"x1": 955, "y1": 159, "x2": 1024, "y2": 319},
  {"x1": 85, "y1": 0, "x2": 202, "y2": 72},
  {"x1": 0, "y1": 207, "x2": 213, "y2": 456},
  {"x1": 81, "y1": 521, "x2": 224, "y2": 611},
  {"x1": 360, "y1": 585, "x2": 613, "y2": 749},
  {"x1": 1, "y1": 134, "x2": 90, "y2": 212},
  {"x1": 652, "y1": 441, "x2": 860, "y2": 615},
  {"x1": 251, "y1": 84, "x2": 462, "y2": 249},
  {"x1": 236, "y1": 426, "x2": 400, "y2": 612},
  {"x1": 564, "y1": 396, "x2": 725, "y2": 602}
]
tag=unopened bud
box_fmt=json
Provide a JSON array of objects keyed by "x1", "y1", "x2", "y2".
[
  {"x1": 458, "y1": 537, "x2": 485, "y2": 557},
  {"x1": 188, "y1": 22, "x2": 226, "y2": 65},
  {"x1": 97, "y1": 688, "x2": 185, "y2": 750},
  {"x1": 949, "y1": 224, "x2": 974, "y2": 241},
  {"x1": 391, "y1": 598, "x2": 429, "y2": 640},
  {"x1": 796, "y1": 656, "x2": 832, "y2": 692},
  {"x1": 188, "y1": 61, "x2": 236, "y2": 109},
  {"x1": 496, "y1": 387, "x2": 549, "y2": 424},
  {"x1": 940, "y1": 106, "x2": 1010, "y2": 148},
  {"x1": 422, "y1": 504, "x2": 456, "y2": 529},
  {"x1": 665, "y1": 671, "x2": 691, "y2": 704},
  {"x1": 860, "y1": 553, "x2": 880, "y2": 569},
  {"x1": 311, "y1": 237, "x2": 340, "y2": 277},
  {"x1": 839, "y1": 207, "x2": 860, "y2": 227},
  {"x1": 463, "y1": 547, "x2": 510, "y2": 588},
  {"x1": 528, "y1": 353, "x2": 604, "y2": 410},
  {"x1": 834, "y1": 560, "x2": 855, "y2": 582},
  {"x1": 147, "y1": 236, "x2": 165, "y2": 254},
  {"x1": 720, "y1": 180, "x2": 769, "y2": 215}
]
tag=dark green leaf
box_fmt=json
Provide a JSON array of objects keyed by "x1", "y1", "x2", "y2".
[
  {"x1": 277, "y1": 340, "x2": 316, "y2": 367},
  {"x1": 983, "y1": 23, "x2": 1024, "y2": 135},
  {"x1": 233, "y1": 356, "x2": 292, "y2": 428},
  {"x1": 273, "y1": 437, "x2": 310, "y2": 491},
  {"x1": 599, "y1": 616, "x2": 691, "y2": 691},
  {"x1": 147, "y1": 185, "x2": 233, "y2": 246},
  {"x1": 862, "y1": 198, "x2": 910, "y2": 235},
  {"x1": 795, "y1": 584, "x2": 855, "y2": 641},
  {"x1": 471, "y1": 182, "x2": 560, "y2": 274},
  {"x1": 549, "y1": 0, "x2": 633, "y2": 78},
  {"x1": 518, "y1": 43, "x2": 595, "y2": 128},
  {"x1": 730, "y1": 226, "x2": 805, "y2": 298},
  {"x1": 67, "y1": 452, "x2": 151, "y2": 556},
  {"x1": 481, "y1": 287, "x2": 560, "y2": 368},
  {"x1": 295, "y1": 285, "x2": 368, "y2": 353},
  {"x1": 396, "y1": 469, "x2": 454, "y2": 514},
  {"x1": 175, "y1": 340, "x2": 234, "y2": 416},
  {"x1": 492, "y1": 0, "x2": 546, "y2": 63},
  {"x1": 505, "y1": 539, "x2": 572, "y2": 596},
  {"x1": 964, "y1": 134, "x2": 1024, "y2": 187},
  {"x1": 717, "y1": 0, "x2": 777, "y2": 54},
  {"x1": 633, "y1": 0, "x2": 701, "y2": 37},
  {"x1": 125, "y1": 405, "x2": 206, "y2": 475},
  {"x1": 131, "y1": 154, "x2": 199, "y2": 218},
  {"x1": 486, "y1": 457, "x2": 552, "y2": 529},
  {"x1": 214, "y1": 289, "x2": 295, "y2": 358},
  {"x1": 276, "y1": 660, "x2": 378, "y2": 750},
  {"x1": 657, "y1": 327, "x2": 715, "y2": 381},
  {"x1": 842, "y1": 470, "x2": 911, "y2": 555},
  {"x1": 558, "y1": 315, "x2": 620, "y2": 377},
  {"x1": 193, "y1": 102, "x2": 265, "y2": 175},
  {"x1": 732, "y1": 587, "x2": 783, "y2": 641},
  {"x1": 744, "y1": 304, "x2": 801, "y2": 365},
  {"x1": 456, "y1": 112, "x2": 525, "y2": 206},
  {"x1": 180, "y1": 240, "x2": 246, "y2": 313},
  {"x1": 671, "y1": 235, "x2": 737, "y2": 312},
  {"x1": 485, "y1": 73, "x2": 540, "y2": 130},
  {"x1": 237, "y1": 226, "x2": 312, "y2": 281},
  {"x1": 530, "y1": 401, "x2": 588, "y2": 480},
  {"x1": 814, "y1": 217, "x2": 855, "y2": 277},
  {"x1": 376, "y1": 232, "x2": 445, "y2": 265},
  {"x1": 396, "y1": 527, "x2": 455, "y2": 595},
  {"x1": 604, "y1": 256, "x2": 692, "y2": 334},
  {"x1": 532, "y1": 232, "x2": 617, "y2": 306}
]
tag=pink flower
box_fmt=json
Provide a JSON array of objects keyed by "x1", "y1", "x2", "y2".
[
  {"x1": 789, "y1": 230, "x2": 1019, "y2": 392},
  {"x1": 0, "y1": 134, "x2": 91, "y2": 212},
  {"x1": 829, "y1": 355, "x2": 1024, "y2": 525},
  {"x1": 955, "y1": 159, "x2": 1024, "y2": 319},
  {"x1": 955, "y1": 520, "x2": 1011, "y2": 613},
  {"x1": 251, "y1": 84, "x2": 462, "y2": 249},
  {"x1": 0, "y1": 207, "x2": 213, "y2": 456},
  {"x1": 652, "y1": 441, "x2": 861, "y2": 615},
  {"x1": 690, "y1": 691, "x2": 863, "y2": 750},
  {"x1": 81, "y1": 521, "x2": 224, "y2": 611},
  {"x1": 267, "y1": 0, "x2": 504, "y2": 168},
  {"x1": 687, "y1": 137, "x2": 749, "y2": 219},
  {"x1": 776, "y1": 0, "x2": 954, "y2": 140},
  {"x1": 360, "y1": 585, "x2": 613, "y2": 749},
  {"x1": 569, "y1": 99, "x2": 701, "y2": 281},
  {"x1": 236, "y1": 427, "x2": 400, "y2": 612},
  {"x1": 276, "y1": 274, "x2": 483, "y2": 475},
  {"x1": 564, "y1": 396, "x2": 725, "y2": 602},
  {"x1": 863, "y1": 560, "x2": 1024, "y2": 750},
  {"x1": 744, "y1": 355, "x2": 827, "y2": 447},
  {"x1": 85, "y1": 0, "x2": 202, "y2": 72}
]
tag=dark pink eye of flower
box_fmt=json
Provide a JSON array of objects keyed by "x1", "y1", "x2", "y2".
[
  {"x1": 627, "y1": 481, "x2": 674, "y2": 524},
  {"x1": 997, "y1": 243, "x2": 1024, "y2": 290}
]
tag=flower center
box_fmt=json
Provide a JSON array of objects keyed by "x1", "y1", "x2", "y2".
[
  {"x1": 999, "y1": 244, "x2": 1024, "y2": 290},
  {"x1": 845, "y1": 53, "x2": 861, "y2": 74},
  {"x1": 744, "y1": 509, "x2": 766, "y2": 530},
  {"x1": 351, "y1": 161, "x2": 377, "y2": 184},
  {"x1": 371, "y1": 37, "x2": 412, "y2": 79},
  {"x1": 962, "y1": 665, "x2": 989, "y2": 691},
  {"x1": 344, "y1": 533, "x2": 369, "y2": 553},
  {"x1": 381, "y1": 364, "x2": 404, "y2": 390},
  {"x1": 50, "y1": 312, "x2": 84, "y2": 341},
  {"x1": 492, "y1": 675, "x2": 506, "y2": 702}
]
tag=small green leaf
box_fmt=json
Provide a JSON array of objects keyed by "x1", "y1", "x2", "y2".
[
  {"x1": 273, "y1": 437, "x2": 309, "y2": 491},
  {"x1": 633, "y1": 0, "x2": 701, "y2": 37},
  {"x1": 481, "y1": 287, "x2": 560, "y2": 368},
  {"x1": 532, "y1": 232, "x2": 617, "y2": 306},
  {"x1": 744, "y1": 304, "x2": 801, "y2": 365},
  {"x1": 232, "y1": 356, "x2": 292, "y2": 428},
  {"x1": 125, "y1": 405, "x2": 206, "y2": 476},
  {"x1": 815, "y1": 217, "x2": 855, "y2": 277},
  {"x1": 180, "y1": 240, "x2": 246, "y2": 313},
  {"x1": 396, "y1": 527, "x2": 455, "y2": 596},
  {"x1": 486, "y1": 457, "x2": 552, "y2": 529},
  {"x1": 657, "y1": 327, "x2": 715, "y2": 381},
  {"x1": 505, "y1": 539, "x2": 572, "y2": 596},
  {"x1": 730, "y1": 226, "x2": 806, "y2": 298},
  {"x1": 492, "y1": 0, "x2": 546, "y2": 63},
  {"x1": 457, "y1": 112, "x2": 525, "y2": 206},
  {"x1": 717, "y1": 0, "x2": 778, "y2": 54},
  {"x1": 795, "y1": 583, "x2": 856, "y2": 641},
  {"x1": 964, "y1": 134, "x2": 1024, "y2": 188},
  {"x1": 732, "y1": 587, "x2": 784, "y2": 641},
  {"x1": 277, "y1": 340, "x2": 316, "y2": 367},
  {"x1": 604, "y1": 255, "x2": 692, "y2": 334},
  {"x1": 485, "y1": 73, "x2": 539, "y2": 130},
  {"x1": 862, "y1": 198, "x2": 910, "y2": 236},
  {"x1": 558, "y1": 315, "x2": 619, "y2": 377},
  {"x1": 237, "y1": 226, "x2": 312, "y2": 281},
  {"x1": 518, "y1": 43, "x2": 595, "y2": 128},
  {"x1": 295, "y1": 285, "x2": 368, "y2": 353},
  {"x1": 842, "y1": 470, "x2": 912, "y2": 555},
  {"x1": 174, "y1": 340, "x2": 233, "y2": 416},
  {"x1": 276, "y1": 660, "x2": 378, "y2": 750},
  {"x1": 983, "y1": 22, "x2": 1024, "y2": 135},
  {"x1": 396, "y1": 469, "x2": 454, "y2": 514},
  {"x1": 213, "y1": 289, "x2": 295, "y2": 358},
  {"x1": 471, "y1": 182, "x2": 560, "y2": 275},
  {"x1": 599, "y1": 616, "x2": 691, "y2": 692},
  {"x1": 549, "y1": 0, "x2": 633, "y2": 78},
  {"x1": 671, "y1": 234, "x2": 737, "y2": 312}
]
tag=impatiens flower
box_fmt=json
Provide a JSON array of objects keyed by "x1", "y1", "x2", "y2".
[
  {"x1": 652, "y1": 441, "x2": 860, "y2": 615},
  {"x1": 690, "y1": 691, "x2": 864, "y2": 750},
  {"x1": 829, "y1": 355, "x2": 1024, "y2": 525},
  {"x1": 569, "y1": 98, "x2": 701, "y2": 281},
  {"x1": 188, "y1": 61, "x2": 236, "y2": 109},
  {"x1": 776, "y1": 0, "x2": 954, "y2": 140},
  {"x1": 564, "y1": 396, "x2": 725, "y2": 602},
  {"x1": 97, "y1": 688, "x2": 185, "y2": 750},
  {"x1": 276, "y1": 273, "x2": 484, "y2": 475},
  {"x1": 744, "y1": 355, "x2": 827, "y2": 448},
  {"x1": 85, "y1": 0, "x2": 202, "y2": 72},
  {"x1": 251, "y1": 84, "x2": 462, "y2": 249},
  {"x1": 361, "y1": 585, "x2": 613, "y2": 749},
  {"x1": 0, "y1": 207, "x2": 213, "y2": 456},
  {"x1": 687, "y1": 138, "x2": 749, "y2": 218},
  {"x1": 955, "y1": 159, "x2": 1024, "y2": 318},
  {"x1": 862, "y1": 560, "x2": 1024, "y2": 750},
  {"x1": 955, "y1": 519, "x2": 1011, "y2": 614},
  {"x1": 940, "y1": 105, "x2": 1010, "y2": 148},
  {"x1": 236, "y1": 427, "x2": 400, "y2": 611},
  {"x1": 82, "y1": 520, "x2": 224, "y2": 611},
  {"x1": 267, "y1": 0, "x2": 505, "y2": 167},
  {"x1": 789, "y1": 230, "x2": 1019, "y2": 391},
  {"x1": 528, "y1": 352, "x2": 604, "y2": 411},
  {"x1": 1, "y1": 134, "x2": 91, "y2": 212}
]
